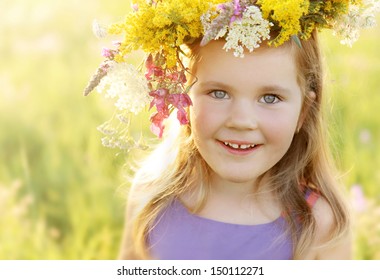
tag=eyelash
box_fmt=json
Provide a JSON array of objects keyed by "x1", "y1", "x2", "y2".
[
  {"x1": 259, "y1": 94, "x2": 281, "y2": 104},
  {"x1": 208, "y1": 90, "x2": 229, "y2": 99}
]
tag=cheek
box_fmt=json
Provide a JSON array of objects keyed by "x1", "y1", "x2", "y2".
[
  {"x1": 190, "y1": 104, "x2": 210, "y2": 139},
  {"x1": 189, "y1": 99, "x2": 204, "y2": 136},
  {"x1": 189, "y1": 98, "x2": 221, "y2": 137},
  {"x1": 260, "y1": 110, "x2": 300, "y2": 145}
]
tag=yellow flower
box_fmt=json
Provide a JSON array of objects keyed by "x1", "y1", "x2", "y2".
[
  {"x1": 108, "y1": 0, "x2": 224, "y2": 68},
  {"x1": 259, "y1": 0, "x2": 310, "y2": 46},
  {"x1": 105, "y1": 0, "x2": 368, "y2": 64}
]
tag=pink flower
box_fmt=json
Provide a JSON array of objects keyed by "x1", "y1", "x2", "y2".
[
  {"x1": 231, "y1": 0, "x2": 244, "y2": 23},
  {"x1": 145, "y1": 54, "x2": 164, "y2": 80},
  {"x1": 149, "y1": 88, "x2": 168, "y2": 112},
  {"x1": 132, "y1": 3, "x2": 139, "y2": 11},
  {"x1": 177, "y1": 107, "x2": 189, "y2": 125},
  {"x1": 101, "y1": 48, "x2": 114, "y2": 59},
  {"x1": 150, "y1": 112, "x2": 168, "y2": 138},
  {"x1": 148, "y1": 92, "x2": 193, "y2": 137},
  {"x1": 166, "y1": 93, "x2": 192, "y2": 109},
  {"x1": 145, "y1": 67, "x2": 164, "y2": 80},
  {"x1": 167, "y1": 93, "x2": 192, "y2": 125},
  {"x1": 145, "y1": 54, "x2": 154, "y2": 68},
  {"x1": 144, "y1": 54, "x2": 193, "y2": 137},
  {"x1": 167, "y1": 70, "x2": 187, "y2": 83},
  {"x1": 217, "y1": 3, "x2": 227, "y2": 10}
]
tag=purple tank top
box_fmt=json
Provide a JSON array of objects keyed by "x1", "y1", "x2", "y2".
[{"x1": 148, "y1": 199, "x2": 293, "y2": 260}]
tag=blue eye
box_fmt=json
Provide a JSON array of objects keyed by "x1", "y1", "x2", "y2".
[
  {"x1": 260, "y1": 94, "x2": 280, "y2": 104},
  {"x1": 210, "y1": 90, "x2": 229, "y2": 99}
]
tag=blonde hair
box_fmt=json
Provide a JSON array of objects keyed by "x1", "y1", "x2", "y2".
[{"x1": 120, "y1": 30, "x2": 350, "y2": 259}]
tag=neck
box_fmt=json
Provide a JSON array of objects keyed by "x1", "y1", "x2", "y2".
[
  {"x1": 209, "y1": 172, "x2": 273, "y2": 202},
  {"x1": 192, "y1": 171, "x2": 282, "y2": 224}
]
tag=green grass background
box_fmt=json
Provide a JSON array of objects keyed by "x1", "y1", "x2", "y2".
[{"x1": 0, "y1": 0, "x2": 379, "y2": 259}]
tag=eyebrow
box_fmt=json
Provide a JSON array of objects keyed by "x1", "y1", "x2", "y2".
[
  {"x1": 197, "y1": 81, "x2": 292, "y2": 95},
  {"x1": 259, "y1": 85, "x2": 292, "y2": 95},
  {"x1": 197, "y1": 81, "x2": 235, "y2": 92}
]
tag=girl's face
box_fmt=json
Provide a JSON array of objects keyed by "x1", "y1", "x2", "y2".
[{"x1": 189, "y1": 40, "x2": 304, "y2": 186}]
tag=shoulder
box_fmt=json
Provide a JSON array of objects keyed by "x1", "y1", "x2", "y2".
[
  {"x1": 313, "y1": 195, "x2": 334, "y2": 236},
  {"x1": 307, "y1": 195, "x2": 352, "y2": 259}
]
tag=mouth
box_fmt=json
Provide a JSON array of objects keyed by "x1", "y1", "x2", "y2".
[
  {"x1": 222, "y1": 141, "x2": 257, "y2": 150},
  {"x1": 218, "y1": 140, "x2": 260, "y2": 154}
]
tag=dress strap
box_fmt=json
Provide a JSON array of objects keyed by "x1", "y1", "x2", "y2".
[
  {"x1": 304, "y1": 188, "x2": 320, "y2": 208},
  {"x1": 280, "y1": 185, "x2": 321, "y2": 219}
]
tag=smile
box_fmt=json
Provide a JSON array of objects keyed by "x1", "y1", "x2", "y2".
[
  {"x1": 218, "y1": 140, "x2": 260, "y2": 155},
  {"x1": 223, "y1": 142, "x2": 256, "y2": 150}
]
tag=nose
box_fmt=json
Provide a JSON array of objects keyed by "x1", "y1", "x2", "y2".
[{"x1": 225, "y1": 98, "x2": 258, "y2": 130}]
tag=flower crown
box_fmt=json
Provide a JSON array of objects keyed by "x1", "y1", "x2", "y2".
[{"x1": 84, "y1": 0, "x2": 379, "y2": 151}]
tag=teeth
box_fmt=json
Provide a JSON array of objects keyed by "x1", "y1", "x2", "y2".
[
  {"x1": 231, "y1": 143, "x2": 239, "y2": 149},
  {"x1": 223, "y1": 142, "x2": 256, "y2": 150}
]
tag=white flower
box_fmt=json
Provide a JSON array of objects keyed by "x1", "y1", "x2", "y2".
[
  {"x1": 333, "y1": 0, "x2": 380, "y2": 47},
  {"x1": 96, "y1": 61, "x2": 150, "y2": 114},
  {"x1": 216, "y1": 5, "x2": 272, "y2": 57},
  {"x1": 92, "y1": 19, "x2": 108, "y2": 39}
]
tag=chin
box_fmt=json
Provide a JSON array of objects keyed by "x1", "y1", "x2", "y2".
[{"x1": 214, "y1": 170, "x2": 263, "y2": 185}]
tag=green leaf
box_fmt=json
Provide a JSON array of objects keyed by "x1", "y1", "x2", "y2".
[{"x1": 292, "y1": 35, "x2": 302, "y2": 49}]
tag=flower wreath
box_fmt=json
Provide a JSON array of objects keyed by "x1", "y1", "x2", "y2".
[{"x1": 84, "y1": 0, "x2": 379, "y2": 151}]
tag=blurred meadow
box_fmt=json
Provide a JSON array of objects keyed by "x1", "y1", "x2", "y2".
[{"x1": 0, "y1": 0, "x2": 379, "y2": 259}]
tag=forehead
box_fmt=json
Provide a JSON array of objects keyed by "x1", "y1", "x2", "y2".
[{"x1": 193, "y1": 40, "x2": 299, "y2": 90}]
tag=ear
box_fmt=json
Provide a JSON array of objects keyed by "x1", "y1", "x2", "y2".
[{"x1": 296, "y1": 91, "x2": 316, "y2": 133}]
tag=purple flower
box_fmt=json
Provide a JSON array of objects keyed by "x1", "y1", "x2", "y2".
[
  {"x1": 231, "y1": 0, "x2": 244, "y2": 23},
  {"x1": 101, "y1": 48, "x2": 114, "y2": 59},
  {"x1": 351, "y1": 184, "x2": 367, "y2": 212},
  {"x1": 132, "y1": 3, "x2": 139, "y2": 11}
]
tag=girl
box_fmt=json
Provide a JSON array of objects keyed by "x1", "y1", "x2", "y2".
[
  {"x1": 119, "y1": 32, "x2": 351, "y2": 260},
  {"x1": 86, "y1": 0, "x2": 379, "y2": 259}
]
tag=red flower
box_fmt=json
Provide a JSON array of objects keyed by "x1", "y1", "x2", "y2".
[
  {"x1": 167, "y1": 70, "x2": 187, "y2": 84},
  {"x1": 149, "y1": 88, "x2": 168, "y2": 112},
  {"x1": 166, "y1": 93, "x2": 192, "y2": 109},
  {"x1": 144, "y1": 53, "x2": 193, "y2": 137},
  {"x1": 167, "y1": 93, "x2": 192, "y2": 125},
  {"x1": 145, "y1": 54, "x2": 164, "y2": 80},
  {"x1": 150, "y1": 111, "x2": 168, "y2": 138},
  {"x1": 177, "y1": 107, "x2": 189, "y2": 125}
]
